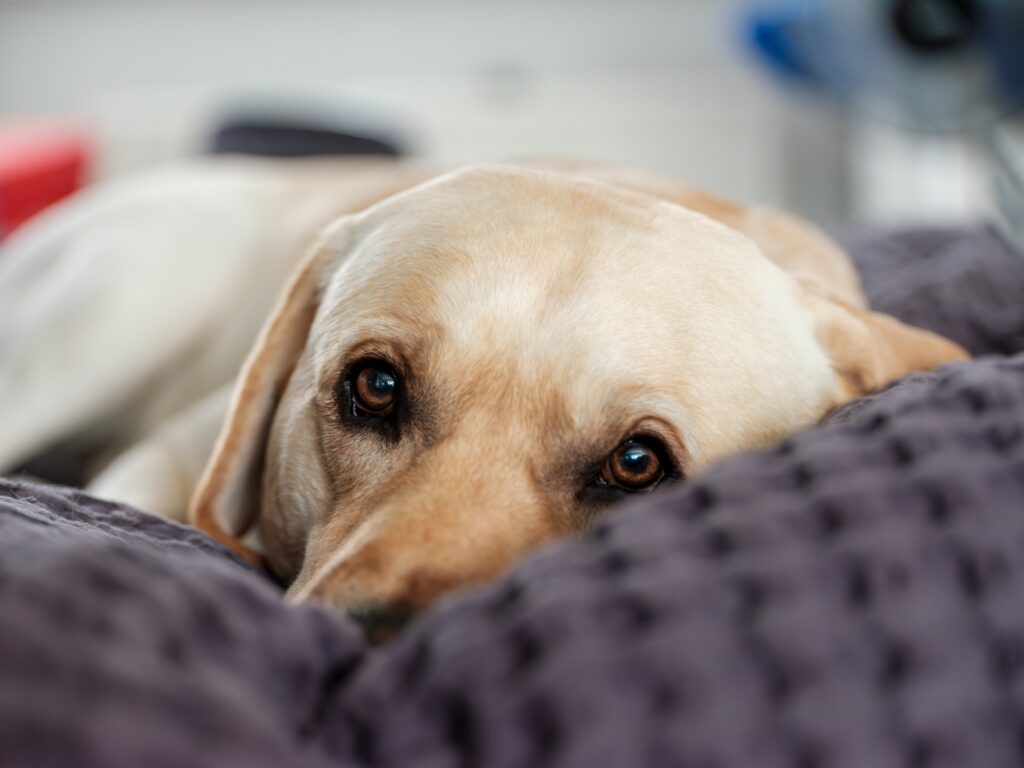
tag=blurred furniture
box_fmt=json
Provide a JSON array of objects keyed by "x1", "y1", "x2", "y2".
[
  {"x1": 209, "y1": 116, "x2": 405, "y2": 158},
  {"x1": 0, "y1": 123, "x2": 89, "y2": 239}
]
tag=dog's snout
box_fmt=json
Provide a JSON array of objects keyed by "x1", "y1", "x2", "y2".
[
  {"x1": 290, "y1": 463, "x2": 548, "y2": 629},
  {"x1": 346, "y1": 601, "x2": 414, "y2": 644}
]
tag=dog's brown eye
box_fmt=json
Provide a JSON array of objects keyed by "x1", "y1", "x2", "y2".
[
  {"x1": 600, "y1": 439, "x2": 664, "y2": 491},
  {"x1": 352, "y1": 361, "x2": 398, "y2": 415}
]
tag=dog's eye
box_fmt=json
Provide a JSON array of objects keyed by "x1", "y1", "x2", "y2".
[
  {"x1": 351, "y1": 361, "x2": 399, "y2": 416},
  {"x1": 599, "y1": 438, "x2": 666, "y2": 492}
]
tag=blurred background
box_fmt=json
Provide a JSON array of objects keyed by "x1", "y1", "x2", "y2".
[{"x1": 1, "y1": 0, "x2": 1015, "y2": 236}]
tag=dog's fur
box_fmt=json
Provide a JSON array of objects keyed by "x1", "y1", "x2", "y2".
[
  {"x1": 159, "y1": 161, "x2": 967, "y2": 624},
  {"x1": 0, "y1": 159, "x2": 968, "y2": 628}
]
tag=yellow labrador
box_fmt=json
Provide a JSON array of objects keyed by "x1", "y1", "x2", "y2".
[{"x1": 187, "y1": 162, "x2": 968, "y2": 636}]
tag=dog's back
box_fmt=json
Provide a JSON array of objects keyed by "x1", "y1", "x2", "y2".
[{"x1": 0, "y1": 159, "x2": 429, "y2": 485}]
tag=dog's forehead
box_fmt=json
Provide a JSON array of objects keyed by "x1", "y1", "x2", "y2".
[
  {"x1": 323, "y1": 166, "x2": 758, "y2": 326},
  {"x1": 317, "y1": 169, "x2": 726, "y2": 377},
  {"x1": 352, "y1": 165, "x2": 725, "y2": 265}
]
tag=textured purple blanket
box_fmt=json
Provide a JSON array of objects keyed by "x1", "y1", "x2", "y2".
[{"x1": 2, "y1": 227, "x2": 1023, "y2": 768}]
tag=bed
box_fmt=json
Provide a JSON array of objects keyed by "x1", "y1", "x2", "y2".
[{"x1": 2, "y1": 225, "x2": 1024, "y2": 768}]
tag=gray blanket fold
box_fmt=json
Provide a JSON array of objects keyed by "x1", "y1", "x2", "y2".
[{"x1": 2, "y1": 226, "x2": 1023, "y2": 768}]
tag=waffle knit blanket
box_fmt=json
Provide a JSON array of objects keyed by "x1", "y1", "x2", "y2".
[{"x1": 2, "y1": 226, "x2": 1023, "y2": 768}]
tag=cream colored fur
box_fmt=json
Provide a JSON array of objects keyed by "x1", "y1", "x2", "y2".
[{"x1": 180, "y1": 162, "x2": 968, "y2": 620}]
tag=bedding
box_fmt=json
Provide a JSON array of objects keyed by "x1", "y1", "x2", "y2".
[{"x1": 2, "y1": 226, "x2": 1024, "y2": 768}]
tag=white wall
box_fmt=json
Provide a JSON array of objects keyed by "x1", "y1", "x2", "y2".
[
  {"x1": 0, "y1": 0, "x2": 857, "y2": 219},
  {"x1": 6, "y1": 0, "x2": 996, "y2": 224}
]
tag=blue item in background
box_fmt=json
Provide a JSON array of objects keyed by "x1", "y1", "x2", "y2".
[
  {"x1": 742, "y1": 0, "x2": 1024, "y2": 253},
  {"x1": 744, "y1": 2, "x2": 818, "y2": 85},
  {"x1": 742, "y1": 0, "x2": 1024, "y2": 132}
]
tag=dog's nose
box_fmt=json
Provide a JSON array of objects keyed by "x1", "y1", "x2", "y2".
[{"x1": 346, "y1": 600, "x2": 415, "y2": 644}]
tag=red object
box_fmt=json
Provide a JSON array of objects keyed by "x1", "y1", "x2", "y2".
[{"x1": 0, "y1": 123, "x2": 91, "y2": 239}]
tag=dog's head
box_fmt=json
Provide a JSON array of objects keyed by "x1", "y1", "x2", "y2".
[{"x1": 190, "y1": 165, "x2": 965, "y2": 636}]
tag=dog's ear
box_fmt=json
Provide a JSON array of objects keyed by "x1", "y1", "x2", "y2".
[
  {"x1": 189, "y1": 220, "x2": 352, "y2": 563},
  {"x1": 804, "y1": 290, "x2": 970, "y2": 405}
]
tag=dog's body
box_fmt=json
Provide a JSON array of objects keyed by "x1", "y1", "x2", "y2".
[
  {"x1": 0, "y1": 159, "x2": 967, "y2": 632},
  {"x1": 0, "y1": 159, "x2": 434, "y2": 515}
]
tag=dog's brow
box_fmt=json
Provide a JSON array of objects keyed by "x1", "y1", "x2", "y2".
[
  {"x1": 590, "y1": 395, "x2": 696, "y2": 469},
  {"x1": 312, "y1": 323, "x2": 414, "y2": 384}
]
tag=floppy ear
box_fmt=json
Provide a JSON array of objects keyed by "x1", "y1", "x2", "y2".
[
  {"x1": 189, "y1": 221, "x2": 351, "y2": 563},
  {"x1": 805, "y1": 291, "x2": 970, "y2": 404}
]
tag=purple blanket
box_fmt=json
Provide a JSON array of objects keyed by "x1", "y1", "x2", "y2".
[{"x1": 2, "y1": 227, "x2": 1024, "y2": 768}]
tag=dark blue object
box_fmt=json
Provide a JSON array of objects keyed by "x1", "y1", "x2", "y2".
[
  {"x1": 743, "y1": 2, "x2": 821, "y2": 85},
  {"x1": 983, "y1": 3, "x2": 1024, "y2": 106},
  {"x1": 743, "y1": 0, "x2": 1024, "y2": 111}
]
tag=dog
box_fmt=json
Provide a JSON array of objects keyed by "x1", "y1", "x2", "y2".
[{"x1": 0, "y1": 160, "x2": 968, "y2": 637}]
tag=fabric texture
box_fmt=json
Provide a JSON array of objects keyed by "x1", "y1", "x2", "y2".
[{"x1": 2, "y1": 226, "x2": 1024, "y2": 768}]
